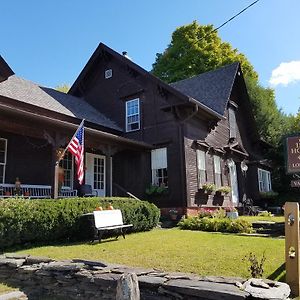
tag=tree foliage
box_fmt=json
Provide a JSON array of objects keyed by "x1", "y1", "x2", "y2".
[
  {"x1": 151, "y1": 21, "x2": 297, "y2": 194},
  {"x1": 55, "y1": 83, "x2": 70, "y2": 93},
  {"x1": 152, "y1": 21, "x2": 258, "y2": 83}
]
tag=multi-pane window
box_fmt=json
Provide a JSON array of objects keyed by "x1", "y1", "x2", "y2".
[
  {"x1": 197, "y1": 149, "x2": 206, "y2": 187},
  {"x1": 0, "y1": 138, "x2": 7, "y2": 184},
  {"x1": 94, "y1": 157, "x2": 105, "y2": 190},
  {"x1": 228, "y1": 108, "x2": 237, "y2": 139},
  {"x1": 213, "y1": 155, "x2": 222, "y2": 188},
  {"x1": 151, "y1": 148, "x2": 168, "y2": 187},
  {"x1": 126, "y1": 98, "x2": 140, "y2": 132},
  {"x1": 258, "y1": 168, "x2": 272, "y2": 192},
  {"x1": 60, "y1": 151, "x2": 74, "y2": 188}
]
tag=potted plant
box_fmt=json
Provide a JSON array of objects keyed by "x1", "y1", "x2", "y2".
[
  {"x1": 145, "y1": 184, "x2": 168, "y2": 196},
  {"x1": 201, "y1": 183, "x2": 216, "y2": 194},
  {"x1": 169, "y1": 208, "x2": 179, "y2": 221},
  {"x1": 216, "y1": 186, "x2": 231, "y2": 196}
]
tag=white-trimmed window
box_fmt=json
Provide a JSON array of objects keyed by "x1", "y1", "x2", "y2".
[
  {"x1": 258, "y1": 168, "x2": 272, "y2": 192},
  {"x1": 0, "y1": 138, "x2": 7, "y2": 184},
  {"x1": 197, "y1": 149, "x2": 206, "y2": 187},
  {"x1": 151, "y1": 148, "x2": 168, "y2": 187},
  {"x1": 60, "y1": 152, "x2": 74, "y2": 188},
  {"x1": 126, "y1": 98, "x2": 140, "y2": 132},
  {"x1": 213, "y1": 155, "x2": 222, "y2": 188}
]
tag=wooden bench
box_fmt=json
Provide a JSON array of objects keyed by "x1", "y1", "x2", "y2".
[{"x1": 93, "y1": 209, "x2": 133, "y2": 242}]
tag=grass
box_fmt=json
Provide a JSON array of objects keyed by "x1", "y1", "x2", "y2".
[
  {"x1": 239, "y1": 215, "x2": 285, "y2": 223},
  {"x1": 0, "y1": 228, "x2": 285, "y2": 294},
  {"x1": 2, "y1": 228, "x2": 284, "y2": 278}
]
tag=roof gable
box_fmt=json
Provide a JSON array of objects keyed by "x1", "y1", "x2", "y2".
[
  {"x1": 69, "y1": 43, "x2": 223, "y2": 120},
  {"x1": 0, "y1": 55, "x2": 14, "y2": 82},
  {"x1": 170, "y1": 63, "x2": 240, "y2": 115}
]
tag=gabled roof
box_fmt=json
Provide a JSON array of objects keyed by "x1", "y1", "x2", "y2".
[
  {"x1": 69, "y1": 43, "x2": 223, "y2": 120},
  {"x1": 0, "y1": 55, "x2": 14, "y2": 82},
  {"x1": 0, "y1": 75, "x2": 121, "y2": 131},
  {"x1": 170, "y1": 63, "x2": 240, "y2": 116}
]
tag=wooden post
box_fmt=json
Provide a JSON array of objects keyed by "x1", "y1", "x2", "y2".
[
  {"x1": 285, "y1": 201, "x2": 300, "y2": 296},
  {"x1": 54, "y1": 163, "x2": 59, "y2": 199},
  {"x1": 116, "y1": 273, "x2": 140, "y2": 300}
]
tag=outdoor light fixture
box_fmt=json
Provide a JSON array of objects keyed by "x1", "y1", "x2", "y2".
[{"x1": 241, "y1": 160, "x2": 248, "y2": 173}]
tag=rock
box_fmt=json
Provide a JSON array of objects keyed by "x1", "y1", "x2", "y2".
[
  {"x1": 243, "y1": 278, "x2": 290, "y2": 299},
  {"x1": 0, "y1": 258, "x2": 25, "y2": 268},
  {"x1": 4, "y1": 253, "x2": 28, "y2": 260},
  {"x1": 42, "y1": 261, "x2": 84, "y2": 272},
  {"x1": 26, "y1": 256, "x2": 53, "y2": 265},
  {"x1": 138, "y1": 275, "x2": 167, "y2": 287},
  {"x1": 72, "y1": 259, "x2": 107, "y2": 268},
  {"x1": 164, "y1": 279, "x2": 249, "y2": 299},
  {"x1": 116, "y1": 273, "x2": 140, "y2": 300}
]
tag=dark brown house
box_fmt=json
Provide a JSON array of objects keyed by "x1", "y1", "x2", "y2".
[{"x1": 0, "y1": 44, "x2": 272, "y2": 215}]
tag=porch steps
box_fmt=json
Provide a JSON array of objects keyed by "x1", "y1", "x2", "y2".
[{"x1": 252, "y1": 221, "x2": 285, "y2": 236}]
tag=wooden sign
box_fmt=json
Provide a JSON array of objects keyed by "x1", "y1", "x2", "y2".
[{"x1": 286, "y1": 136, "x2": 300, "y2": 174}]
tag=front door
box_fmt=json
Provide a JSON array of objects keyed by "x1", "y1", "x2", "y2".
[
  {"x1": 228, "y1": 159, "x2": 239, "y2": 205},
  {"x1": 85, "y1": 153, "x2": 105, "y2": 196}
]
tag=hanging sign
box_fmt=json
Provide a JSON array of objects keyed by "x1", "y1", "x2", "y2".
[{"x1": 286, "y1": 135, "x2": 300, "y2": 174}]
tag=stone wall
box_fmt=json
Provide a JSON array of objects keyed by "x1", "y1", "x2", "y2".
[{"x1": 0, "y1": 253, "x2": 290, "y2": 300}]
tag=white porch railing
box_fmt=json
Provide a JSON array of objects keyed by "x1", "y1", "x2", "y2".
[{"x1": 0, "y1": 184, "x2": 77, "y2": 199}]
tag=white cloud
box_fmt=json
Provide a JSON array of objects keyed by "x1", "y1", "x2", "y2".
[{"x1": 269, "y1": 61, "x2": 300, "y2": 87}]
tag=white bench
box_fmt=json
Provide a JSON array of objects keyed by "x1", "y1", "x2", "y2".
[{"x1": 93, "y1": 209, "x2": 133, "y2": 242}]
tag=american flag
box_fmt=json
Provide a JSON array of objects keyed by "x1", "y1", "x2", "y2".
[{"x1": 67, "y1": 121, "x2": 85, "y2": 184}]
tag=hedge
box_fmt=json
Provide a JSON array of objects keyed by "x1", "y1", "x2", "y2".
[
  {"x1": 178, "y1": 216, "x2": 253, "y2": 234},
  {"x1": 0, "y1": 197, "x2": 160, "y2": 249}
]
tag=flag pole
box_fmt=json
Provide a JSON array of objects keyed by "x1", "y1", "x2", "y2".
[{"x1": 54, "y1": 119, "x2": 85, "y2": 199}]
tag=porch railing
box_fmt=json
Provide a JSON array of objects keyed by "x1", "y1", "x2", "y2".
[{"x1": 0, "y1": 184, "x2": 77, "y2": 199}]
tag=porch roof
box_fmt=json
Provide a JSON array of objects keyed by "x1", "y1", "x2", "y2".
[
  {"x1": 0, "y1": 100, "x2": 152, "y2": 150},
  {"x1": 0, "y1": 75, "x2": 121, "y2": 131}
]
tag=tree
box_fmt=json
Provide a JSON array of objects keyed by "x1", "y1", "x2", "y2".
[
  {"x1": 151, "y1": 21, "x2": 295, "y2": 195},
  {"x1": 152, "y1": 21, "x2": 258, "y2": 83},
  {"x1": 55, "y1": 84, "x2": 70, "y2": 93}
]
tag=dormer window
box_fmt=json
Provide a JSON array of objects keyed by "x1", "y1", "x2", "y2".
[{"x1": 126, "y1": 98, "x2": 140, "y2": 132}]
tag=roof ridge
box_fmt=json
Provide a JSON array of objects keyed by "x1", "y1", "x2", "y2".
[{"x1": 171, "y1": 62, "x2": 240, "y2": 86}]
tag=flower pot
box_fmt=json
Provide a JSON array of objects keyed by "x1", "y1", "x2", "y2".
[
  {"x1": 226, "y1": 211, "x2": 239, "y2": 219},
  {"x1": 170, "y1": 214, "x2": 178, "y2": 221}
]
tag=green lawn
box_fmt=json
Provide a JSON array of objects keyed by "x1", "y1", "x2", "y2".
[
  {"x1": 1, "y1": 229, "x2": 284, "y2": 286},
  {"x1": 239, "y1": 215, "x2": 285, "y2": 223}
]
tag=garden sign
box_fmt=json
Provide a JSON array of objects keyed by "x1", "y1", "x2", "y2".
[{"x1": 285, "y1": 135, "x2": 300, "y2": 174}]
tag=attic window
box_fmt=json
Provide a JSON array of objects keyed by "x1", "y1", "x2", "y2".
[{"x1": 105, "y1": 69, "x2": 112, "y2": 79}]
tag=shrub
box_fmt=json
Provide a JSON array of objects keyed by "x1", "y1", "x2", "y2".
[
  {"x1": 178, "y1": 216, "x2": 253, "y2": 234},
  {"x1": 257, "y1": 211, "x2": 273, "y2": 217},
  {"x1": 0, "y1": 197, "x2": 160, "y2": 249},
  {"x1": 198, "y1": 208, "x2": 214, "y2": 218},
  {"x1": 247, "y1": 252, "x2": 266, "y2": 278}
]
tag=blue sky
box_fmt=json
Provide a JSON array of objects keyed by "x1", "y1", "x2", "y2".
[{"x1": 1, "y1": 0, "x2": 300, "y2": 115}]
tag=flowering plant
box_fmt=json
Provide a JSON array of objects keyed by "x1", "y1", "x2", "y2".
[
  {"x1": 201, "y1": 183, "x2": 216, "y2": 193},
  {"x1": 199, "y1": 208, "x2": 214, "y2": 218},
  {"x1": 169, "y1": 208, "x2": 178, "y2": 215},
  {"x1": 216, "y1": 186, "x2": 231, "y2": 195}
]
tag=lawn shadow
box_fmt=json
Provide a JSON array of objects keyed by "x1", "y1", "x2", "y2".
[{"x1": 267, "y1": 262, "x2": 286, "y2": 282}]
